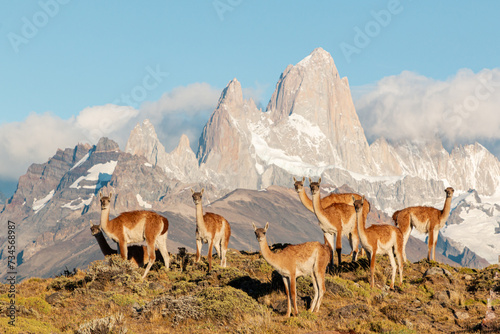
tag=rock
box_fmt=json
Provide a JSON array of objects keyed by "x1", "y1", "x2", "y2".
[
  {"x1": 434, "y1": 291, "x2": 449, "y2": 303},
  {"x1": 424, "y1": 267, "x2": 454, "y2": 283},
  {"x1": 148, "y1": 282, "x2": 164, "y2": 291},
  {"x1": 433, "y1": 289, "x2": 463, "y2": 306},
  {"x1": 453, "y1": 310, "x2": 470, "y2": 320},
  {"x1": 273, "y1": 298, "x2": 306, "y2": 315},
  {"x1": 326, "y1": 281, "x2": 353, "y2": 298},
  {"x1": 45, "y1": 291, "x2": 64, "y2": 306},
  {"x1": 330, "y1": 304, "x2": 370, "y2": 321},
  {"x1": 448, "y1": 290, "x2": 462, "y2": 305}
]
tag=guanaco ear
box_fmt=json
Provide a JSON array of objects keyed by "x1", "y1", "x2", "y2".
[
  {"x1": 191, "y1": 188, "x2": 194, "y2": 194},
  {"x1": 293, "y1": 176, "x2": 297, "y2": 182},
  {"x1": 352, "y1": 195, "x2": 356, "y2": 204},
  {"x1": 252, "y1": 222, "x2": 257, "y2": 231},
  {"x1": 361, "y1": 195, "x2": 365, "y2": 203},
  {"x1": 264, "y1": 222, "x2": 269, "y2": 231},
  {"x1": 302, "y1": 176, "x2": 305, "y2": 182},
  {"x1": 89, "y1": 220, "x2": 93, "y2": 227},
  {"x1": 318, "y1": 177, "x2": 321, "y2": 183},
  {"x1": 109, "y1": 192, "x2": 113, "y2": 199},
  {"x1": 308, "y1": 177, "x2": 312, "y2": 183},
  {"x1": 99, "y1": 192, "x2": 102, "y2": 199},
  {"x1": 201, "y1": 188, "x2": 204, "y2": 194}
]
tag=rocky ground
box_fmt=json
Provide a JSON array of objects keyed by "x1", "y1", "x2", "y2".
[{"x1": 1, "y1": 248, "x2": 499, "y2": 333}]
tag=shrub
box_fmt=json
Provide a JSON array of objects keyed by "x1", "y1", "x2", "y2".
[
  {"x1": 197, "y1": 286, "x2": 263, "y2": 323},
  {"x1": 75, "y1": 313, "x2": 127, "y2": 334}
]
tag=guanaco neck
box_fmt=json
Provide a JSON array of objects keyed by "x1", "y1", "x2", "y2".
[
  {"x1": 298, "y1": 188, "x2": 314, "y2": 213},
  {"x1": 257, "y1": 236, "x2": 284, "y2": 270},
  {"x1": 441, "y1": 195, "x2": 452, "y2": 220},
  {"x1": 93, "y1": 230, "x2": 116, "y2": 256},
  {"x1": 311, "y1": 191, "x2": 328, "y2": 221},
  {"x1": 355, "y1": 204, "x2": 369, "y2": 244},
  {"x1": 100, "y1": 206, "x2": 111, "y2": 233},
  {"x1": 195, "y1": 202, "x2": 205, "y2": 228}
]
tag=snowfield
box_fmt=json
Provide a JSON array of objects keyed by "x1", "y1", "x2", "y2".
[
  {"x1": 70, "y1": 161, "x2": 118, "y2": 190},
  {"x1": 33, "y1": 190, "x2": 55, "y2": 213},
  {"x1": 441, "y1": 190, "x2": 500, "y2": 264}
]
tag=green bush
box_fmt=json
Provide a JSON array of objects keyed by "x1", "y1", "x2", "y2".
[{"x1": 197, "y1": 286, "x2": 263, "y2": 323}]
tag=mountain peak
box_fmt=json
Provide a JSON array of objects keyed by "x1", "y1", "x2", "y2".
[
  {"x1": 297, "y1": 47, "x2": 334, "y2": 68},
  {"x1": 218, "y1": 78, "x2": 243, "y2": 107},
  {"x1": 179, "y1": 133, "x2": 190, "y2": 147},
  {"x1": 125, "y1": 119, "x2": 166, "y2": 166},
  {"x1": 172, "y1": 134, "x2": 192, "y2": 155},
  {"x1": 95, "y1": 137, "x2": 120, "y2": 153}
]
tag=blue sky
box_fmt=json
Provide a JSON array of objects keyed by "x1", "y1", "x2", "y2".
[{"x1": 1, "y1": 1, "x2": 500, "y2": 195}]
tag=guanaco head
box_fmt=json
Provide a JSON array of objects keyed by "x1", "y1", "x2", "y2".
[
  {"x1": 252, "y1": 222, "x2": 269, "y2": 242},
  {"x1": 352, "y1": 196, "x2": 365, "y2": 213},
  {"x1": 191, "y1": 188, "x2": 204, "y2": 205},
  {"x1": 308, "y1": 177, "x2": 322, "y2": 195},
  {"x1": 293, "y1": 176, "x2": 305, "y2": 193},
  {"x1": 89, "y1": 220, "x2": 102, "y2": 236},
  {"x1": 99, "y1": 192, "x2": 113, "y2": 210},
  {"x1": 445, "y1": 187, "x2": 454, "y2": 198}
]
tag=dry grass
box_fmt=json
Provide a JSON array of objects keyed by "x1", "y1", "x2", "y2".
[{"x1": 1, "y1": 250, "x2": 499, "y2": 333}]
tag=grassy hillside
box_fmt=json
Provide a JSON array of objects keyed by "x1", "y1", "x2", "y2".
[{"x1": 1, "y1": 248, "x2": 499, "y2": 333}]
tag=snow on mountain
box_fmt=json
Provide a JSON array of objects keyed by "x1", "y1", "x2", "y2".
[
  {"x1": 32, "y1": 190, "x2": 55, "y2": 214},
  {"x1": 61, "y1": 195, "x2": 94, "y2": 211},
  {"x1": 70, "y1": 161, "x2": 117, "y2": 190},
  {"x1": 441, "y1": 190, "x2": 500, "y2": 264},
  {"x1": 136, "y1": 194, "x2": 152, "y2": 209}
]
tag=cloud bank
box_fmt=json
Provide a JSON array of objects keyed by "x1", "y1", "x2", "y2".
[
  {"x1": 0, "y1": 105, "x2": 138, "y2": 181},
  {"x1": 354, "y1": 69, "x2": 500, "y2": 152},
  {"x1": 0, "y1": 83, "x2": 222, "y2": 189}
]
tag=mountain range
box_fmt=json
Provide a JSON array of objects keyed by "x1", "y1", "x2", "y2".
[{"x1": 1, "y1": 48, "x2": 498, "y2": 280}]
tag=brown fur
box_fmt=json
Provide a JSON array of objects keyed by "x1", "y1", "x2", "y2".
[
  {"x1": 89, "y1": 221, "x2": 165, "y2": 267},
  {"x1": 393, "y1": 187, "x2": 454, "y2": 262},
  {"x1": 293, "y1": 176, "x2": 371, "y2": 212},
  {"x1": 354, "y1": 197, "x2": 404, "y2": 289},
  {"x1": 192, "y1": 188, "x2": 231, "y2": 272},
  {"x1": 253, "y1": 222, "x2": 330, "y2": 317},
  {"x1": 392, "y1": 209, "x2": 402, "y2": 223},
  {"x1": 99, "y1": 192, "x2": 170, "y2": 279},
  {"x1": 309, "y1": 178, "x2": 361, "y2": 266}
]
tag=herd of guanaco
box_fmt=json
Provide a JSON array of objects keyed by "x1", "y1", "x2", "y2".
[{"x1": 91, "y1": 177, "x2": 454, "y2": 317}]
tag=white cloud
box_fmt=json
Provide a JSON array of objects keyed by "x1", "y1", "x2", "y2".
[
  {"x1": 354, "y1": 69, "x2": 500, "y2": 152},
  {"x1": 76, "y1": 104, "x2": 139, "y2": 145},
  {"x1": 0, "y1": 83, "x2": 221, "y2": 186},
  {"x1": 140, "y1": 82, "x2": 220, "y2": 119},
  {"x1": 0, "y1": 105, "x2": 138, "y2": 182},
  {"x1": 0, "y1": 112, "x2": 85, "y2": 179}
]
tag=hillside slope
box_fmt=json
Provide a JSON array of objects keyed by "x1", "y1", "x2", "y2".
[{"x1": 1, "y1": 251, "x2": 499, "y2": 333}]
